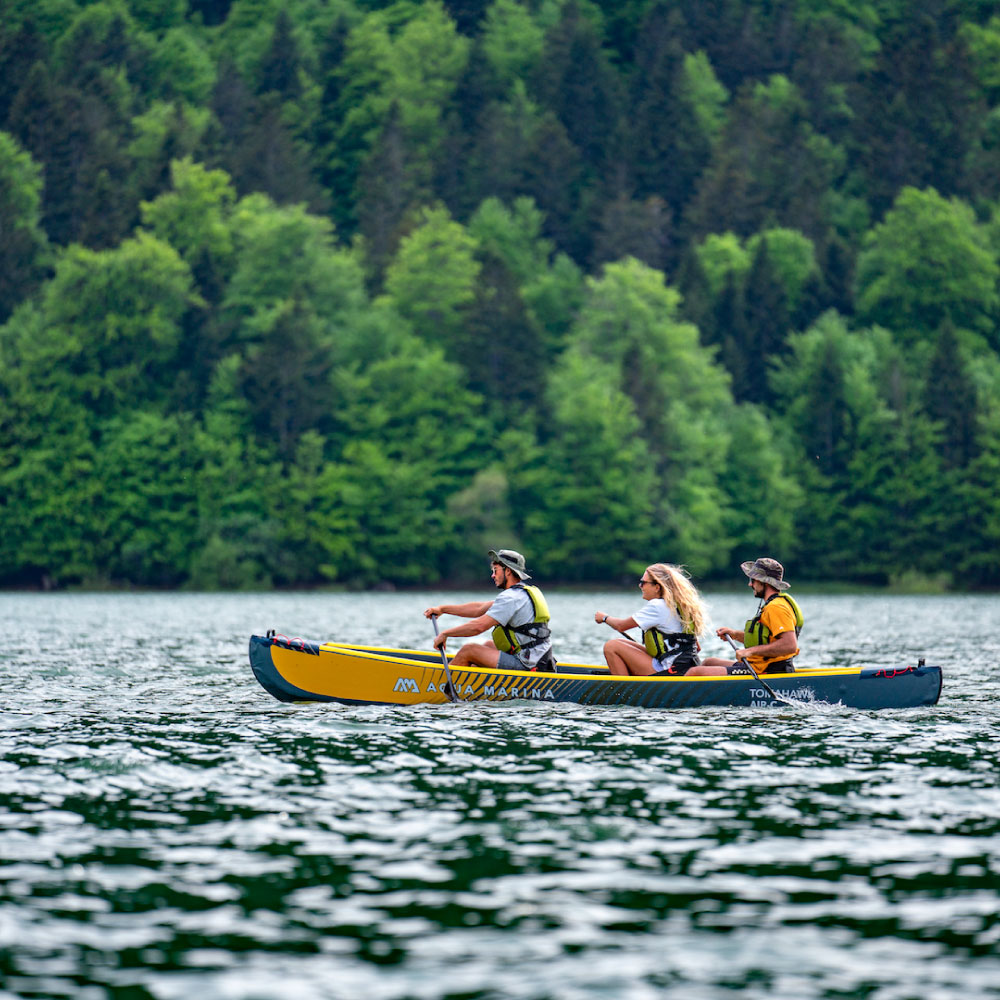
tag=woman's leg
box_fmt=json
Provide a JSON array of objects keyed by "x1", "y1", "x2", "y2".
[
  {"x1": 604, "y1": 638, "x2": 657, "y2": 675},
  {"x1": 685, "y1": 659, "x2": 732, "y2": 676}
]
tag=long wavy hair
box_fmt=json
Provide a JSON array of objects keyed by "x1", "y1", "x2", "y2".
[{"x1": 645, "y1": 563, "x2": 707, "y2": 636}]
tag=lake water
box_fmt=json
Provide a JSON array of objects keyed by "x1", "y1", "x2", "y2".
[{"x1": 1, "y1": 590, "x2": 998, "y2": 999}]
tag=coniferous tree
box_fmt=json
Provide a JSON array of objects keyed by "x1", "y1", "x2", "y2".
[
  {"x1": 675, "y1": 245, "x2": 715, "y2": 342},
  {"x1": 687, "y1": 74, "x2": 845, "y2": 245},
  {"x1": 711, "y1": 272, "x2": 750, "y2": 401},
  {"x1": 257, "y1": 10, "x2": 301, "y2": 101},
  {"x1": 521, "y1": 112, "x2": 588, "y2": 262},
  {"x1": 462, "y1": 249, "x2": 543, "y2": 418},
  {"x1": 852, "y1": 8, "x2": 983, "y2": 214},
  {"x1": 629, "y1": 1, "x2": 686, "y2": 201},
  {"x1": 744, "y1": 239, "x2": 791, "y2": 366},
  {"x1": 356, "y1": 103, "x2": 427, "y2": 285},
  {"x1": 0, "y1": 132, "x2": 50, "y2": 322},
  {"x1": 0, "y1": 17, "x2": 46, "y2": 127},
  {"x1": 188, "y1": 0, "x2": 233, "y2": 27},
  {"x1": 8, "y1": 59, "x2": 133, "y2": 247},
  {"x1": 440, "y1": 0, "x2": 491, "y2": 37},
  {"x1": 533, "y1": 1, "x2": 624, "y2": 179},
  {"x1": 590, "y1": 193, "x2": 674, "y2": 274},
  {"x1": 923, "y1": 323, "x2": 978, "y2": 470}
]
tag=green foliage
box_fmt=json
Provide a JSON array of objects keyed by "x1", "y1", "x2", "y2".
[
  {"x1": 127, "y1": 0, "x2": 188, "y2": 33},
  {"x1": 720, "y1": 404, "x2": 801, "y2": 560},
  {"x1": 381, "y1": 204, "x2": 481, "y2": 348},
  {"x1": 696, "y1": 233, "x2": 751, "y2": 297},
  {"x1": 524, "y1": 349, "x2": 657, "y2": 580},
  {"x1": 33, "y1": 233, "x2": 198, "y2": 414},
  {"x1": 0, "y1": 132, "x2": 50, "y2": 322},
  {"x1": 481, "y1": 0, "x2": 546, "y2": 88},
  {"x1": 146, "y1": 26, "x2": 216, "y2": 104},
  {"x1": 140, "y1": 157, "x2": 237, "y2": 295},
  {"x1": 679, "y1": 51, "x2": 729, "y2": 143},
  {"x1": 745, "y1": 228, "x2": 818, "y2": 311},
  {"x1": 0, "y1": 413, "x2": 100, "y2": 586},
  {"x1": 955, "y1": 397, "x2": 1000, "y2": 586},
  {"x1": 335, "y1": 0, "x2": 470, "y2": 190},
  {"x1": 446, "y1": 465, "x2": 519, "y2": 580},
  {"x1": 960, "y1": 15, "x2": 1000, "y2": 95},
  {"x1": 5, "y1": 1, "x2": 1000, "y2": 590},
  {"x1": 854, "y1": 186, "x2": 1000, "y2": 342},
  {"x1": 770, "y1": 311, "x2": 946, "y2": 581},
  {"x1": 557, "y1": 258, "x2": 738, "y2": 574},
  {"x1": 689, "y1": 74, "x2": 847, "y2": 243},
  {"x1": 92, "y1": 410, "x2": 200, "y2": 585}
]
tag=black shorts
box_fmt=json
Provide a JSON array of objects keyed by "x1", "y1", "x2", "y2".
[
  {"x1": 726, "y1": 659, "x2": 795, "y2": 676},
  {"x1": 654, "y1": 651, "x2": 701, "y2": 676}
]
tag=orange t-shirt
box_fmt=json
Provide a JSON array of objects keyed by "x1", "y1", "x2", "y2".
[{"x1": 748, "y1": 597, "x2": 799, "y2": 671}]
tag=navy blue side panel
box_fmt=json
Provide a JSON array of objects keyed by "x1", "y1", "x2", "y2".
[
  {"x1": 248, "y1": 635, "x2": 337, "y2": 703},
  {"x1": 855, "y1": 664, "x2": 942, "y2": 708}
]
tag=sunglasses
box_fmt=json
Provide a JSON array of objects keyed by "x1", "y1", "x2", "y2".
[{"x1": 639, "y1": 577, "x2": 654, "y2": 586}]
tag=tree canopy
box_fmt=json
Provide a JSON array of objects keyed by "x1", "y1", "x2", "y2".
[{"x1": 3, "y1": 0, "x2": 1000, "y2": 590}]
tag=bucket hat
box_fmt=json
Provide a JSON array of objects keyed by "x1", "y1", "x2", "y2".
[
  {"x1": 740, "y1": 557, "x2": 789, "y2": 591},
  {"x1": 489, "y1": 548, "x2": 531, "y2": 581}
]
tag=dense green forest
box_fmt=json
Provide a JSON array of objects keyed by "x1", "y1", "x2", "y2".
[{"x1": 2, "y1": 0, "x2": 1000, "y2": 590}]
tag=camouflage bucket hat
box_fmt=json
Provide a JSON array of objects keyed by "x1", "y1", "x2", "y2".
[
  {"x1": 488, "y1": 548, "x2": 531, "y2": 581},
  {"x1": 740, "y1": 557, "x2": 789, "y2": 591}
]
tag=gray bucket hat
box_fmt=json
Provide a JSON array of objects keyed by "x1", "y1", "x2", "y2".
[
  {"x1": 489, "y1": 548, "x2": 531, "y2": 581},
  {"x1": 741, "y1": 557, "x2": 789, "y2": 590}
]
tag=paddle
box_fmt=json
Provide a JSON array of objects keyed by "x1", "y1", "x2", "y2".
[
  {"x1": 724, "y1": 634, "x2": 787, "y2": 704},
  {"x1": 430, "y1": 614, "x2": 461, "y2": 703}
]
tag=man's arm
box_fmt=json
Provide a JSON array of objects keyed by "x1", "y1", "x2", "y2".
[
  {"x1": 433, "y1": 614, "x2": 500, "y2": 649},
  {"x1": 737, "y1": 629, "x2": 797, "y2": 661},
  {"x1": 716, "y1": 626, "x2": 746, "y2": 642},
  {"x1": 424, "y1": 601, "x2": 493, "y2": 619}
]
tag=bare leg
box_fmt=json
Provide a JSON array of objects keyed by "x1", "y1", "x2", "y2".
[
  {"x1": 603, "y1": 638, "x2": 658, "y2": 675},
  {"x1": 450, "y1": 642, "x2": 502, "y2": 668},
  {"x1": 686, "y1": 658, "x2": 733, "y2": 676}
]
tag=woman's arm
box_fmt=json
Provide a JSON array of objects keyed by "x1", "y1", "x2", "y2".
[{"x1": 594, "y1": 612, "x2": 639, "y2": 634}]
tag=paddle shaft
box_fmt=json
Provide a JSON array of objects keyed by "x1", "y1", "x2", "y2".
[
  {"x1": 724, "y1": 634, "x2": 784, "y2": 702},
  {"x1": 430, "y1": 615, "x2": 461, "y2": 703}
]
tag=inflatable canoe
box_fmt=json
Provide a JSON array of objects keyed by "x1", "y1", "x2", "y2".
[{"x1": 248, "y1": 634, "x2": 942, "y2": 710}]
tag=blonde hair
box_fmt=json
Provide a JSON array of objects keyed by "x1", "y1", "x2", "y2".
[{"x1": 645, "y1": 563, "x2": 706, "y2": 636}]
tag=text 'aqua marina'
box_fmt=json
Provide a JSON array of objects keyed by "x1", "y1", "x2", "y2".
[{"x1": 392, "y1": 677, "x2": 555, "y2": 699}]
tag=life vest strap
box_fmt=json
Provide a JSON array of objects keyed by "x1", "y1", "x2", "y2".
[{"x1": 505, "y1": 622, "x2": 550, "y2": 650}]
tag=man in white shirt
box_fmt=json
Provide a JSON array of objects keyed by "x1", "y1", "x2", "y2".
[{"x1": 424, "y1": 549, "x2": 554, "y2": 671}]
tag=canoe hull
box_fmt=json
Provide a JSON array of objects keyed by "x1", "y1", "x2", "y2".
[{"x1": 248, "y1": 635, "x2": 942, "y2": 710}]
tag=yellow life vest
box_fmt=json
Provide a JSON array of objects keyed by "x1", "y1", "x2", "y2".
[
  {"x1": 642, "y1": 607, "x2": 697, "y2": 660},
  {"x1": 743, "y1": 593, "x2": 804, "y2": 648},
  {"x1": 492, "y1": 585, "x2": 551, "y2": 654},
  {"x1": 642, "y1": 626, "x2": 697, "y2": 660}
]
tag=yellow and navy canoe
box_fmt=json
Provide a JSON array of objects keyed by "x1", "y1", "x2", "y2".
[{"x1": 249, "y1": 634, "x2": 942, "y2": 710}]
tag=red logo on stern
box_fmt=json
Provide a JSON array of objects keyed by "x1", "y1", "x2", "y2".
[{"x1": 873, "y1": 666, "x2": 916, "y2": 678}]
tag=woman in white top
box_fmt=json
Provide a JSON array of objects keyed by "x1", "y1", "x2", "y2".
[{"x1": 594, "y1": 563, "x2": 707, "y2": 675}]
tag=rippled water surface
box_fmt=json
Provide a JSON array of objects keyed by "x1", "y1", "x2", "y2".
[{"x1": 2, "y1": 590, "x2": 999, "y2": 999}]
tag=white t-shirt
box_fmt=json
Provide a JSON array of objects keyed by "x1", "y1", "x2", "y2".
[
  {"x1": 632, "y1": 598, "x2": 691, "y2": 667},
  {"x1": 489, "y1": 585, "x2": 552, "y2": 668},
  {"x1": 632, "y1": 597, "x2": 684, "y2": 634}
]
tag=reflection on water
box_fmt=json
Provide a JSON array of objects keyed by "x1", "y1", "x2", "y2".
[{"x1": 1, "y1": 591, "x2": 999, "y2": 999}]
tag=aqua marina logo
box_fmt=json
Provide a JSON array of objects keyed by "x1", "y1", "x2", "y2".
[{"x1": 392, "y1": 676, "x2": 555, "y2": 700}]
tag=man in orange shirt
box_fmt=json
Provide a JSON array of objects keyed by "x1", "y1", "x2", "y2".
[{"x1": 688, "y1": 557, "x2": 803, "y2": 676}]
